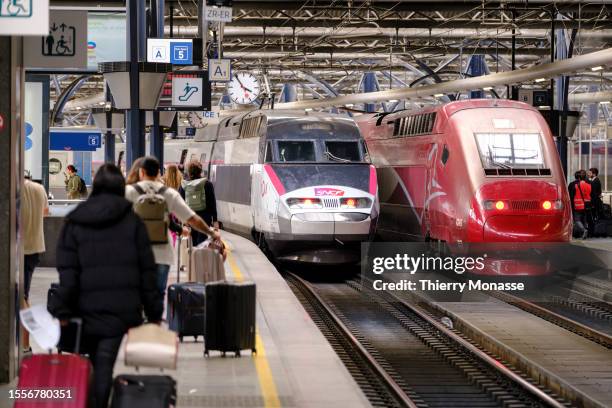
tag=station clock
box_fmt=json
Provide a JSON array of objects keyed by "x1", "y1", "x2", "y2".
[{"x1": 228, "y1": 72, "x2": 261, "y2": 105}]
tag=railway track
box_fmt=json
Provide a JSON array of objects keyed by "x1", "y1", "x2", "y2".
[{"x1": 286, "y1": 272, "x2": 569, "y2": 408}]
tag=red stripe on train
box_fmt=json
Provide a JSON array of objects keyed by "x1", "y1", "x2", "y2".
[
  {"x1": 264, "y1": 164, "x2": 286, "y2": 196},
  {"x1": 369, "y1": 165, "x2": 377, "y2": 195}
]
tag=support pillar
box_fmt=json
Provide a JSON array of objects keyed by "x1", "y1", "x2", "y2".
[
  {"x1": 0, "y1": 36, "x2": 23, "y2": 384},
  {"x1": 467, "y1": 55, "x2": 486, "y2": 99},
  {"x1": 149, "y1": 0, "x2": 165, "y2": 166},
  {"x1": 281, "y1": 83, "x2": 297, "y2": 103},
  {"x1": 361, "y1": 72, "x2": 378, "y2": 113},
  {"x1": 126, "y1": 0, "x2": 147, "y2": 170}
]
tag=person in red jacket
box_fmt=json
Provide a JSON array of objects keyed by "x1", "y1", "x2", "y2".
[{"x1": 568, "y1": 170, "x2": 592, "y2": 238}]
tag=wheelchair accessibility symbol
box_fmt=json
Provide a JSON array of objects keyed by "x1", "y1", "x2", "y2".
[
  {"x1": 0, "y1": 0, "x2": 32, "y2": 17},
  {"x1": 42, "y1": 21, "x2": 76, "y2": 56}
]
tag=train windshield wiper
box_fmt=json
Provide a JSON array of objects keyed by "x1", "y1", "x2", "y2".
[{"x1": 325, "y1": 150, "x2": 352, "y2": 163}]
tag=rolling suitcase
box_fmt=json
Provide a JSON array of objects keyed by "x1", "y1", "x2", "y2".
[
  {"x1": 167, "y1": 282, "x2": 206, "y2": 342},
  {"x1": 15, "y1": 319, "x2": 91, "y2": 408},
  {"x1": 190, "y1": 243, "x2": 226, "y2": 283},
  {"x1": 204, "y1": 281, "x2": 256, "y2": 357},
  {"x1": 111, "y1": 375, "x2": 176, "y2": 408}
]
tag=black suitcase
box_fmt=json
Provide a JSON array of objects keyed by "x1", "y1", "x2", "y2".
[
  {"x1": 204, "y1": 281, "x2": 256, "y2": 357},
  {"x1": 110, "y1": 375, "x2": 176, "y2": 408},
  {"x1": 593, "y1": 219, "x2": 612, "y2": 237},
  {"x1": 167, "y1": 283, "x2": 206, "y2": 342}
]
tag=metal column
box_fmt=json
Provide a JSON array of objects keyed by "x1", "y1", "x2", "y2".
[
  {"x1": 467, "y1": 55, "x2": 486, "y2": 99},
  {"x1": 104, "y1": 84, "x2": 115, "y2": 164},
  {"x1": 149, "y1": 0, "x2": 165, "y2": 166},
  {"x1": 126, "y1": 0, "x2": 147, "y2": 169},
  {"x1": 281, "y1": 83, "x2": 297, "y2": 102},
  {"x1": 0, "y1": 36, "x2": 22, "y2": 383},
  {"x1": 361, "y1": 72, "x2": 378, "y2": 113}
]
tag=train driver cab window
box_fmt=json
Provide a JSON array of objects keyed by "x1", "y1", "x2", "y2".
[
  {"x1": 278, "y1": 141, "x2": 316, "y2": 162},
  {"x1": 264, "y1": 142, "x2": 273, "y2": 162},
  {"x1": 475, "y1": 133, "x2": 545, "y2": 168},
  {"x1": 325, "y1": 141, "x2": 362, "y2": 162}
]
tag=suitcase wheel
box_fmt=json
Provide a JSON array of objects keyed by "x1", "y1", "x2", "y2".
[
  {"x1": 221, "y1": 352, "x2": 226, "y2": 358},
  {"x1": 252, "y1": 348, "x2": 257, "y2": 355},
  {"x1": 204, "y1": 349, "x2": 209, "y2": 357},
  {"x1": 235, "y1": 350, "x2": 241, "y2": 358},
  {"x1": 179, "y1": 336, "x2": 183, "y2": 343}
]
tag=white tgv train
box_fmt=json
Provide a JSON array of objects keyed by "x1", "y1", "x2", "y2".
[{"x1": 108, "y1": 110, "x2": 379, "y2": 264}]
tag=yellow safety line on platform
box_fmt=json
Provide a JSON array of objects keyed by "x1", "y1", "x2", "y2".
[{"x1": 226, "y1": 245, "x2": 282, "y2": 408}]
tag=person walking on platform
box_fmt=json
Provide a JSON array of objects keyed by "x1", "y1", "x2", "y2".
[
  {"x1": 49, "y1": 164, "x2": 163, "y2": 408},
  {"x1": 163, "y1": 164, "x2": 189, "y2": 246},
  {"x1": 181, "y1": 161, "x2": 219, "y2": 247},
  {"x1": 589, "y1": 167, "x2": 603, "y2": 220},
  {"x1": 125, "y1": 157, "x2": 221, "y2": 298},
  {"x1": 126, "y1": 157, "x2": 145, "y2": 185},
  {"x1": 64, "y1": 164, "x2": 86, "y2": 199},
  {"x1": 569, "y1": 170, "x2": 592, "y2": 239},
  {"x1": 21, "y1": 172, "x2": 49, "y2": 353}
]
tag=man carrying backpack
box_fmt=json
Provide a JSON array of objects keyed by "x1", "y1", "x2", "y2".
[
  {"x1": 125, "y1": 157, "x2": 221, "y2": 298},
  {"x1": 64, "y1": 165, "x2": 87, "y2": 199},
  {"x1": 181, "y1": 161, "x2": 218, "y2": 246}
]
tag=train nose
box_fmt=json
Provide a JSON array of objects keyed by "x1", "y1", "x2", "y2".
[{"x1": 476, "y1": 180, "x2": 570, "y2": 242}]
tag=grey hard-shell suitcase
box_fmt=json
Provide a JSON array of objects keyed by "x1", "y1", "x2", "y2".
[
  {"x1": 204, "y1": 281, "x2": 256, "y2": 357},
  {"x1": 191, "y1": 244, "x2": 226, "y2": 283}
]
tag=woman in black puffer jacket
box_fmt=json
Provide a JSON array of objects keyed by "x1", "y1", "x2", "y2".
[{"x1": 49, "y1": 164, "x2": 162, "y2": 408}]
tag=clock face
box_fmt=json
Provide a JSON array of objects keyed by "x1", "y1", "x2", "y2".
[{"x1": 228, "y1": 72, "x2": 261, "y2": 105}]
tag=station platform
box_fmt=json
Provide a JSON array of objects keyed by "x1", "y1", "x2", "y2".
[{"x1": 13, "y1": 231, "x2": 370, "y2": 408}]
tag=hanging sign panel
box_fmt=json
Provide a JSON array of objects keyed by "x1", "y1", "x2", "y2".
[
  {"x1": 50, "y1": 128, "x2": 102, "y2": 152},
  {"x1": 147, "y1": 39, "x2": 193, "y2": 65},
  {"x1": 23, "y1": 10, "x2": 88, "y2": 69},
  {"x1": 0, "y1": 0, "x2": 49, "y2": 36}
]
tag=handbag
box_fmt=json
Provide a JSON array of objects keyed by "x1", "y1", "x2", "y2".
[{"x1": 124, "y1": 323, "x2": 178, "y2": 370}]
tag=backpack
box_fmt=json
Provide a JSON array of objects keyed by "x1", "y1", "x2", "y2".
[
  {"x1": 78, "y1": 177, "x2": 87, "y2": 197},
  {"x1": 183, "y1": 178, "x2": 207, "y2": 212},
  {"x1": 132, "y1": 184, "x2": 169, "y2": 244}
]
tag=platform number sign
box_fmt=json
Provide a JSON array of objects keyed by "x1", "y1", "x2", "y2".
[
  {"x1": 148, "y1": 39, "x2": 194, "y2": 65},
  {"x1": 170, "y1": 42, "x2": 193, "y2": 65}
]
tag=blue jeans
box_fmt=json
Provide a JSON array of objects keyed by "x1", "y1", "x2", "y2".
[{"x1": 156, "y1": 264, "x2": 171, "y2": 298}]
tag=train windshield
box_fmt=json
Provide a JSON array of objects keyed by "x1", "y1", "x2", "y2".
[
  {"x1": 475, "y1": 133, "x2": 545, "y2": 168},
  {"x1": 278, "y1": 141, "x2": 316, "y2": 162},
  {"x1": 325, "y1": 141, "x2": 362, "y2": 162}
]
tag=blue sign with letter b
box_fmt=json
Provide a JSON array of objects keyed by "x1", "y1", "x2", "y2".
[{"x1": 170, "y1": 42, "x2": 192, "y2": 65}]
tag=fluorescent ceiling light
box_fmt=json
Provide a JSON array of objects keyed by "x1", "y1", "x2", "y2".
[
  {"x1": 591, "y1": 66, "x2": 603, "y2": 71},
  {"x1": 433, "y1": 93, "x2": 444, "y2": 97},
  {"x1": 305, "y1": 108, "x2": 313, "y2": 111},
  {"x1": 601, "y1": 100, "x2": 611, "y2": 104},
  {"x1": 534, "y1": 78, "x2": 546, "y2": 83},
  {"x1": 388, "y1": 99, "x2": 398, "y2": 103},
  {"x1": 99, "y1": 101, "x2": 106, "y2": 105},
  {"x1": 345, "y1": 104, "x2": 354, "y2": 107},
  {"x1": 483, "y1": 86, "x2": 493, "y2": 91}
]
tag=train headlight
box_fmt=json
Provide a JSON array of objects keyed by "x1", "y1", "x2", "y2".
[
  {"x1": 286, "y1": 198, "x2": 323, "y2": 209},
  {"x1": 483, "y1": 200, "x2": 507, "y2": 211},
  {"x1": 340, "y1": 197, "x2": 371, "y2": 209},
  {"x1": 553, "y1": 200, "x2": 563, "y2": 210}
]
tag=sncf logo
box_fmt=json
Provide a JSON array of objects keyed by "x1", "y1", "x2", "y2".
[{"x1": 315, "y1": 188, "x2": 345, "y2": 197}]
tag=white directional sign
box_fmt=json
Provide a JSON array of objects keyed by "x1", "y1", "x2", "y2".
[
  {"x1": 208, "y1": 59, "x2": 231, "y2": 82},
  {"x1": 23, "y1": 10, "x2": 88, "y2": 69},
  {"x1": 147, "y1": 38, "x2": 193, "y2": 65},
  {"x1": 172, "y1": 77, "x2": 204, "y2": 107},
  {"x1": 203, "y1": 5, "x2": 232, "y2": 22},
  {"x1": 0, "y1": 0, "x2": 49, "y2": 35}
]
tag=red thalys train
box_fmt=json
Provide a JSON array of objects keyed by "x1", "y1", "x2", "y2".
[{"x1": 357, "y1": 99, "x2": 572, "y2": 275}]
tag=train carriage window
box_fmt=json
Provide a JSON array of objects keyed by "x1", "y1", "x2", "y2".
[
  {"x1": 475, "y1": 133, "x2": 545, "y2": 168},
  {"x1": 278, "y1": 141, "x2": 316, "y2": 162},
  {"x1": 325, "y1": 141, "x2": 362, "y2": 162},
  {"x1": 441, "y1": 145, "x2": 449, "y2": 165},
  {"x1": 179, "y1": 149, "x2": 188, "y2": 166}
]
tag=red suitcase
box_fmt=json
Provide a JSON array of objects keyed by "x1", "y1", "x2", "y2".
[{"x1": 14, "y1": 319, "x2": 92, "y2": 408}]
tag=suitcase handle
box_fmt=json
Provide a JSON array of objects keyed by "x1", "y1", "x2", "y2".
[{"x1": 55, "y1": 317, "x2": 83, "y2": 354}]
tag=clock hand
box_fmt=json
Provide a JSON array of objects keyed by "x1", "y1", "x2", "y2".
[{"x1": 234, "y1": 75, "x2": 253, "y2": 93}]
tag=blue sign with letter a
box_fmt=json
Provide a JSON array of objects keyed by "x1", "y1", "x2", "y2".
[{"x1": 170, "y1": 42, "x2": 193, "y2": 65}]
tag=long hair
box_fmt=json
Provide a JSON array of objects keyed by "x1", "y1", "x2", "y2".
[
  {"x1": 91, "y1": 164, "x2": 125, "y2": 197},
  {"x1": 126, "y1": 157, "x2": 144, "y2": 185},
  {"x1": 163, "y1": 164, "x2": 183, "y2": 191}
]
